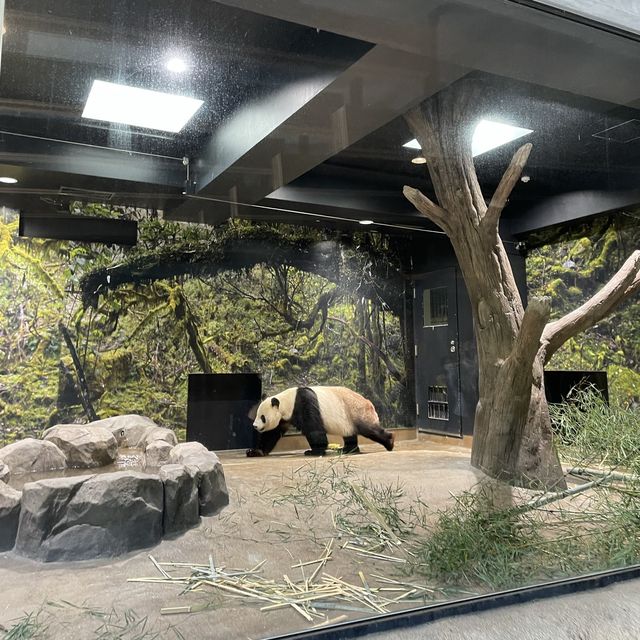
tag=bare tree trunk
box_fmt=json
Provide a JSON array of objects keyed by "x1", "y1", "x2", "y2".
[{"x1": 403, "y1": 80, "x2": 640, "y2": 489}]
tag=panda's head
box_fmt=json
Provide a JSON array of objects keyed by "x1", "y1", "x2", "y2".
[{"x1": 253, "y1": 396, "x2": 282, "y2": 432}]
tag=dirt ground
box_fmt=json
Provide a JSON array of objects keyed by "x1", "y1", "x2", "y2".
[{"x1": 0, "y1": 436, "x2": 482, "y2": 639}]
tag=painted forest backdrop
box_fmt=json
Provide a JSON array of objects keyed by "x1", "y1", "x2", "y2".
[
  {"x1": 0, "y1": 204, "x2": 638, "y2": 446},
  {"x1": 0, "y1": 205, "x2": 412, "y2": 445}
]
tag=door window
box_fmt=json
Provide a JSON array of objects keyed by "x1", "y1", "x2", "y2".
[{"x1": 423, "y1": 286, "x2": 448, "y2": 326}]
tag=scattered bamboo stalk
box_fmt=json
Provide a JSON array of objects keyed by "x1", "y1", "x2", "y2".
[{"x1": 137, "y1": 552, "x2": 440, "y2": 624}]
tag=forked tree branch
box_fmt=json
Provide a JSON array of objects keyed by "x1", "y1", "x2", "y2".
[
  {"x1": 402, "y1": 185, "x2": 450, "y2": 232},
  {"x1": 541, "y1": 250, "x2": 640, "y2": 363},
  {"x1": 483, "y1": 143, "x2": 533, "y2": 230}
]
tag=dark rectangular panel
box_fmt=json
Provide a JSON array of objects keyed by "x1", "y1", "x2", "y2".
[
  {"x1": 19, "y1": 213, "x2": 137, "y2": 245},
  {"x1": 544, "y1": 370, "x2": 609, "y2": 404},
  {"x1": 187, "y1": 373, "x2": 262, "y2": 451}
]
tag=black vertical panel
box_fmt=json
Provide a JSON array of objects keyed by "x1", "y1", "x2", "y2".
[{"x1": 187, "y1": 373, "x2": 261, "y2": 451}]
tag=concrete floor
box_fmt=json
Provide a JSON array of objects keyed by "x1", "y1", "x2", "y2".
[{"x1": 0, "y1": 437, "x2": 635, "y2": 639}]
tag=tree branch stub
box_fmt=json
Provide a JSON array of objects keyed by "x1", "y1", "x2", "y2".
[
  {"x1": 484, "y1": 143, "x2": 533, "y2": 230},
  {"x1": 402, "y1": 185, "x2": 450, "y2": 232}
]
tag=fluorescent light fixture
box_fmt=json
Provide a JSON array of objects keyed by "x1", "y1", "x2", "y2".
[
  {"x1": 82, "y1": 80, "x2": 203, "y2": 133},
  {"x1": 0, "y1": 177, "x2": 18, "y2": 184},
  {"x1": 411, "y1": 156, "x2": 427, "y2": 165},
  {"x1": 359, "y1": 219, "x2": 374, "y2": 225},
  {"x1": 166, "y1": 57, "x2": 188, "y2": 73},
  {"x1": 403, "y1": 119, "x2": 533, "y2": 157}
]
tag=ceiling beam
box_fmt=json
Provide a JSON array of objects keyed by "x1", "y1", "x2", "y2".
[
  {"x1": 0, "y1": 131, "x2": 185, "y2": 187},
  {"x1": 166, "y1": 45, "x2": 466, "y2": 224},
  {"x1": 213, "y1": 0, "x2": 640, "y2": 107},
  {"x1": 510, "y1": 189, "x2": 640, "y2": 237}
]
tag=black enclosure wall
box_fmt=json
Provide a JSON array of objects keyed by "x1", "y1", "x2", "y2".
[{"x1": 408, "y1": 234, "x2": 528, "y2": 437}]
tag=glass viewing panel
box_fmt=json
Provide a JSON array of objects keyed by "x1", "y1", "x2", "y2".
[{"x1": 1, "y1": 1, "x2": 640, "y2": 639}]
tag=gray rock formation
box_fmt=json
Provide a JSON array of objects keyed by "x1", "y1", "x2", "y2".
[
  {"x1": 0, "y1": 462, "x2": 9, "y2": 484},
  {"x1": 82, "y1": 414, "x2": 159, "y2": 448},
  {"x1": 160, "y1": 464, "x2": 199, "y2": 536},
  {"x1": 43, "y1": 426, "x2": 117, "y2": 468},
  {"x1": 169, "y1": 444, "x2": 228, "y2": 517},
  {"x1": 15, "y1": 471, "x2": 163, "y2": 561},
  {"x1": 141, "y1": 427, "x2": 178, "y2": 449},
  {"x1": 0, "y1": 438, "x2": 66, "y2": 474},
  {"x1": 0, "y1": 482, "x2": 21, "y2": 551},
  {"x1": 169, "y1": 442, "x2": 209, "y2": 462},
  {"x1": 145, "y1": 441, "x2": 173, "y2": 467}
]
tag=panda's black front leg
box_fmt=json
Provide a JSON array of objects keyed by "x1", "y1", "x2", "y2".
[
  {"x1": 246, "y1": 426, "x2": 284, "y2": 457},
  {"x1": 302, "y1": 427, "x2": 328, "y2": 456}
]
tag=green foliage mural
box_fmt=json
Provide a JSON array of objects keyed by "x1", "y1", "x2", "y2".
[
  {"x1": 0, "y1": 206, "x2": 411, "y2": 445},
  {"x1": 527, "y1": 216, "x2": 640, "y2": 407}
]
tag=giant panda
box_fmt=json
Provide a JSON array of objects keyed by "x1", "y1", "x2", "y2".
[{"x1": 246, "y1": 386, "x2": 395, "y2": 457}]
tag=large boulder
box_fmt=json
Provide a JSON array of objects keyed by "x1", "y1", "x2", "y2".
[
  {"x1": 0, "y1": 439, "x2": 66, "y2": 474},
  {"x1": 160, "y1": 464, "x2": 199, "y2": 536},
  {"x1": 15, "y1": 472, "x2": 163, "y2": 561},
  {"x1": 141, "y1": 427, "x2": 178, "y2": 449},
  {"x1": 0, "y1": 462, "x2": 9, "y2": 484},
  {"x1": 83, "y1": 415, "x2": 159, "y2": 448},
  {"x1": 169, "y1": 442, "x2": 209, "y2": 462},
  {"x1": 169, "y1": 443, "x2": 228, "y2": 517},
  {"x1": 145, "y1": 441, "x2": 173, "y2": 467},
  {"x1": 0, "y1": 482, "x2": 21, "y2": 551},
  {"x1": 43, "y1": 426, "x2": 117, "y2": 468}
]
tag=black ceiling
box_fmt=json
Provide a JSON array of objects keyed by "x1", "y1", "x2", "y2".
[{"x1": 0, "y1": 0, "x2": 639, "y2": 238}]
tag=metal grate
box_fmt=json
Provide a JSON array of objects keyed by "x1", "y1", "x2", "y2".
[{"x1": 427, "y1": 385, "x2": 449, "y2": 420}]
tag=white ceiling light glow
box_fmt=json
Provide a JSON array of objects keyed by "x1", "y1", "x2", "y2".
[
  {"x1": 0, "y1": 177, "x2": 18, "y2": 184},
  {"x1": 359, "y1": 219, "x2": 374, "y2": 225},
  {"x1": 82, "y1": 80, "x2": 203, "y2": 133},
  {"x1": 166, "y1": 57, "x2": 189, "y2": 73},
  {"x1": 403, "y1": 138, "x2": 422, "y2": 150},
  {"x1": 403, "y1": 119, "x2": 533, "y2": 157}
]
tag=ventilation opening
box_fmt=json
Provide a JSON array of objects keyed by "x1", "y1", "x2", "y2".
[
  {"x1": 427, "y1": 385, "x2": 449, "y2": 420},
  {"x1": 59, "y1": 186, "x2": 115, "y2": 200}
]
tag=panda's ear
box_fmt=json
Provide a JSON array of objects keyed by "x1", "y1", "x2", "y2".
[
  {"x1": 261, "y1": 393, "x2": 267, "y2": 401},
  {"x1": 271, "y1": 397, "x2": 280, "y2": 408}
]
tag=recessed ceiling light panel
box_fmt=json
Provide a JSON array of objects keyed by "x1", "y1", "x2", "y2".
[
  {"x1": 472, "y1": 120, "x2": 533, "y2": 157},
  {"x1": 403, "y1": 119, "x2": 533, "y2": 158},
  {"x1": 403, "y1": 139, "x2": 422, "y2": 150},
  {"x1": 166, "y1": 57, "x2": 189, "y2": 73},
  {"x1": 359, "y1": 219, "x2": 374, "y2": 225},
  {"x1": 0, "y1": 177, "x2": 18, "y2": 184},
  {"x1": 411, "y1": 156, "x2": 427, "y2": 165},
  {"x1": 82, "y1": 80, "x2": 203, "y2": 133}
]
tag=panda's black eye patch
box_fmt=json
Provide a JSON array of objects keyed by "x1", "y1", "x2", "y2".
[{"x1": 261, "y1": 415, "x2": 266, "y2": 424}]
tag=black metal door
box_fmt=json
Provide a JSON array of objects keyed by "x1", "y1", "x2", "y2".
[{"x1": 413, "y1": 267, "x2": 462, "y2": 436}]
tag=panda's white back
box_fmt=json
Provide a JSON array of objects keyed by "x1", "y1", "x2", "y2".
[{"x1": 310, "y1": 386, "x2": 357, "y2": 437}]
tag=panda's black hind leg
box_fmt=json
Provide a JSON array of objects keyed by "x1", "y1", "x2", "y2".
[{"x1": 342, "y1": 436, "x2": 361, "y2": 454}]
